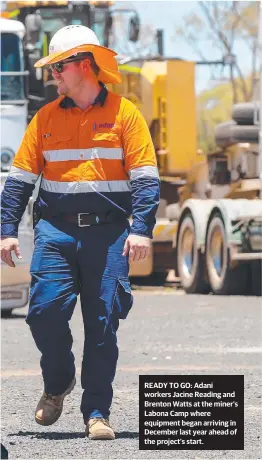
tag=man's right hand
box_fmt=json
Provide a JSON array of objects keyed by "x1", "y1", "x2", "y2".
[{"x1": 1, "y1": 237, "x2": 22, "y2": 268}]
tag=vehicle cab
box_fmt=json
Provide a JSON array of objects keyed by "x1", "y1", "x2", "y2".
[
  {"x1": 1, "y1": 18, "x2": 28, "y2": 171},
  {"x1": 1, "y1": 18, "x2": 32, "y2": 316}
]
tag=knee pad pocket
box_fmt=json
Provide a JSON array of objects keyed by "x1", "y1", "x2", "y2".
[
  {"x1": 113, "y1": 279, "x2": 133, "y2": 319},
  {"x1": 100, "y1": 276, "x2": 133, "y2": 320}
]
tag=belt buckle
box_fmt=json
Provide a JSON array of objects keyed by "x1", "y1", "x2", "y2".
[{"x1": 78, "y1": 213, "x2": 91, "y2": 227}]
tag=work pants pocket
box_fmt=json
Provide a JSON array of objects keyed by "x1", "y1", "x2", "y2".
[
  {"x1": 114, "y1": 278, "x2": 133, "y2": 319},
  {"x1": 100, "y1": 276, "x2": 133, "y2": 321}
]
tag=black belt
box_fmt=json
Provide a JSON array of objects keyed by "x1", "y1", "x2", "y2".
[{"x1": 42, "y1": 211, "x2": 128, "y2": 227}]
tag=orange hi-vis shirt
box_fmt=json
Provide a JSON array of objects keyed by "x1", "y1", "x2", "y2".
[{"x1": 1, "y1": 84, "x2": 160, "y2": 238}]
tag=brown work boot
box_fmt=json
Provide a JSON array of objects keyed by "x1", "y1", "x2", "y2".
[
  {"x1": 86, "y1": 418, "x2": 115, "y2": 440},
  {"x1": 35, "y1": 377, "x2": 76, "y2": 426}
]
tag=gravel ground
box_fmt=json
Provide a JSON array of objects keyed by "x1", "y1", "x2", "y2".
[{"x1": 1, "y1": 290, "x2": 262, "y2": 460}]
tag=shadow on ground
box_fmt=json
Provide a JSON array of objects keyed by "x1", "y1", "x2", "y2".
[
  {"x1": 1, "y1": 313, "x2": 27, "y2": 320},
  {"x1": 8, "y1": 431, "x2": 139, "y2": 440}
]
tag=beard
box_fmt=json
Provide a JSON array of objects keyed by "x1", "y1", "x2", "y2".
[
  {"x1": 57, "y1": 85, "x2": 67, "y2": 96},
  {"x1": 55, "y1": 79, "x2": 68, "y2": 96}
]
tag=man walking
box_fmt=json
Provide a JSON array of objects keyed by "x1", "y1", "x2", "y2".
[{"x1": 1, "y1": 25, "x2": 160, "y2": 440}]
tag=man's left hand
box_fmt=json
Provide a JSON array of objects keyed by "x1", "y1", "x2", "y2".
[{"x1": 122, "y1": 234, "x2": 151, "y2": 262}]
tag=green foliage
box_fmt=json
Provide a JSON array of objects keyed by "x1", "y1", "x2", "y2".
[
  {"x1": 175, "y1": 1, "x2": 259, "y2": 103},
  {"x1": 197, "y1": 74, "x2": 255, "y2": 153},
  {"x1": 176, "y1": 1, "x2": 260, "y2": 153}
]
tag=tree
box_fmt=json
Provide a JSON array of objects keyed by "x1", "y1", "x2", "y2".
[
  {"x1": 197, "y1": 75, "x2": 253, "y2": 152},
  {"x1": 176, "y1": 1, "x2": 260, "y2": 103}
]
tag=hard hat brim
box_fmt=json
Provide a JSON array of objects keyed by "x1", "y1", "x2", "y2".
[{"x1": 34, "y1": 44, "x2": 122, "y2": 84}]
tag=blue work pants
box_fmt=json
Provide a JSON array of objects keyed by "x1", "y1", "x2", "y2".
[{"x1": 26, "y1": 218, "x2": 133, "y2": 421}]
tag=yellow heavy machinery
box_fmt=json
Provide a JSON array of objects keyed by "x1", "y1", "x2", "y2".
[
  {"x1": 112, "y1": 59, "x2": 207, "y2": 276},
  {"x1": 2, "y1": 0, "x2": 140, "y2": 118},
  {"x1": 2, "y1": 1, "x2": 262, "y2": 295},
  {"x1": 113, "y1": 59, "x2": 262, "y2": 295}
]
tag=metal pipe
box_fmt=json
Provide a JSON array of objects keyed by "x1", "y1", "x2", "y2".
[
  {"x1": 156, "y1": 29, "x2": 164, "y2": 56},
  {"x1": 0, "y1": 71, "x2": 29, "y2": 76}
]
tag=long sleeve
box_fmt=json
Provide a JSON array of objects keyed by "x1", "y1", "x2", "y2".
[
  {"x1": 1, "y1": 113, "x2": 43, "y2": 237},
  {"x1": 121, "y1": 99, "x2": 160, "y2": 238}
]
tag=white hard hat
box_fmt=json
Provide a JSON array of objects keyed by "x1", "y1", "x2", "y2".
[
  {"x1": 34, "y1": 24, "x2": 122, "y2": 84},
  {"x1": 49, "y1": 25, "x2": 100, "y2": 54}
]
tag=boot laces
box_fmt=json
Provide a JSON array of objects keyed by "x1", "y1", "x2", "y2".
[
  {"x1": 89, "y1": 418, "x2": 109, "y2": 428},
  {"x1": 44, "y1": 393, "x2": 56, "y2": 400},
  {"x1": 43, "y1": 393, "x2": 60, "y2": 406}
]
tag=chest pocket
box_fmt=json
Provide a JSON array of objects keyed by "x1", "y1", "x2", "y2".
[
  {"x1": 42, "y1": 113, "x2": 74, "y2": 154},
  {"x1": 43, "y1": 134, "x2": 74, "y2": 163},
  {"x1": 43, "y1": 133, "x2": 73, "y2": 150},
  {"x1": 92, "y1": 132, "x2": 120, "y2": 147}
]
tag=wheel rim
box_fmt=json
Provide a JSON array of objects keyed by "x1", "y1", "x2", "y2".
[
  {"x1": 180, "y1": 226, "x2": 195, "y2": 281},
  {"x1": 208, "y1": 225, "x2": 227, "y2": 282}
]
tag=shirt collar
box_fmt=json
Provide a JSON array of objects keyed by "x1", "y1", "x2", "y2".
[{"x1": 59, "y1": 81, "x2": 108, "y2": 109}]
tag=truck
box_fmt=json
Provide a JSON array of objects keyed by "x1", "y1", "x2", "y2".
[
  {"x1": 1, "y1": 17, "x2": 33, "y2": 315},
  {"x1": 2, "y1": 2, "x2": 262, "y2": 297},
  {"x1": 114, "y1": 59, "x2": 262, "y2": 296},
  {"x1": 2, "y1": 0, "x2": 140, "y2": 119}
]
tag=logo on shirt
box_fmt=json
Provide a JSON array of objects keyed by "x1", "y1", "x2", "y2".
[
  {"x1": 44, "y1": 133, "x2": 51, "y2": 138},
  {"x1": 99, "y1": 122, "x2": 115, "y2": 129},
  {"x1": 93, "y1": 121, "x2": 115, "y2": 131}
]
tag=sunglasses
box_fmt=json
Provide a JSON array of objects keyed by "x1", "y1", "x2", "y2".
[{"x1": 49, "y1": 56, "x2": 85, "y2": 73}]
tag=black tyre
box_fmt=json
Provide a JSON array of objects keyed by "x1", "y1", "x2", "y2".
[
  {"x1": 177, "y1": 214, "x2": 209, "y2": 294},
  {"x1": 214, "y1": 120, "x2": 236, "y2": 147},
  {"x1": 205, "y1": 214, "x2": 248, "y2": 295},
  {"x1": 232, "y1": 102, "x2": 259, "y2": 125},
  {"x1": 250, "y1": 260, "x2": 262, "y2": 296},
  {"x1": 1, "y1": 309, "x2": 13, "y2": 318},
  {"x1": 231, "y1": 124, "x2": 259, "y2": 143},
  {"x1": 215, "y1": 120, "x2": 259, "y2": 147}
]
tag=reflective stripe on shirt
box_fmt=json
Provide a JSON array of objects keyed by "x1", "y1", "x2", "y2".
[
  {"x1": 9, "y1": 166, "x2": 39, "y2": 184},
  {"x1": 43, "y1": 147, "x2": 124, "y2": 162},
  {"x1": 129, "y1": 166, "x2": 159, "y2": 180},
  {"x1": 41, "y1": 178, "x2": 131, "y2": 194}
]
